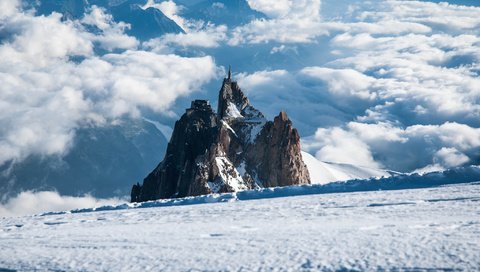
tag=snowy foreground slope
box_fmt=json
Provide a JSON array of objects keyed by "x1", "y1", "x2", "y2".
[{"x1": 1, "y1": 172, "x2": 480, "y2": 271}]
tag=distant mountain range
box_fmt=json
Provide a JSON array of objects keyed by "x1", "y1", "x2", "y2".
[
  {"x1": 31, "y1": 0, "x2": 267, "y2": 39},
  {"x1": 33, "y1": 0, "x2": 184, "y2": 40}
]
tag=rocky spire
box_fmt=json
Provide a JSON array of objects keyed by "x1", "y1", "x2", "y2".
[{"x1": 217, "y1": 67, "x2": 264, "y2": 121}]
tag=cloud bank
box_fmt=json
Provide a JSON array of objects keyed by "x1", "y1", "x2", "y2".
[
  {"x1": 231, "y1": 0, "x2": 324, "y2": 44},
  {"x1": 235, "y1": 0, "x2": 480, "y2": 172},
  {"x1": 0, "y1": 1, "x2": 217, "y2": 165}
]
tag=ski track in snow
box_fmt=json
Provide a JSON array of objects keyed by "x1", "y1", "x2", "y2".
[{"x1": 0, "y1": 183, "x2": 479, "y2": 271}]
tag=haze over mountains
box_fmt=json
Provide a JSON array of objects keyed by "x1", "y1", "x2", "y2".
[{"x1": 1, "y1": 0, "x2": 479, "y2": 207}]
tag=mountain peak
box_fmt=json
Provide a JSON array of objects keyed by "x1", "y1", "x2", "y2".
[
  {"x1": 277, "y1": 111, "x2": 289, "y2": 122},
  {"x1": 217, "y1": 68, "x2": 264, "y2": 121},
  {"x1": 131, "y1": 76, "x2": 310, "y2": 202}
]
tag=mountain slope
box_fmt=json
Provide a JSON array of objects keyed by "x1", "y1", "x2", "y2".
[
  {"x1": 301, "y1": 151, "x2": 397, "y2": 184},
  {"x1": 0, "y1": 119, "x2": 167, "y2": 200}
]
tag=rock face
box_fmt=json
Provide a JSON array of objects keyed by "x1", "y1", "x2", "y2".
[{"x1": 131, "y1": 71, "x2": 310, "y2": 202}]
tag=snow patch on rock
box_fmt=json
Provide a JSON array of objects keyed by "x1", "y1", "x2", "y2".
[
  {"x1": 221, "y1": 120, "x2": 237, "y2": 137},
  {"x1": 212, "y1": 157, "x2": 248, "y2": 192},
  {"x1": 242, "y1": 121, "x2": 265, "y2": 144},
  {"x1": 226, "y1": 102, "x2": 243, "y2": 118}
]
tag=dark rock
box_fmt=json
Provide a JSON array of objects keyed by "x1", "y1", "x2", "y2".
[
  {"x1": 131, "y1": 70, "x2": 310, "y2": 202},
  {"x1": 251, "y1": 111, "x2": 310, "y2": 187}
]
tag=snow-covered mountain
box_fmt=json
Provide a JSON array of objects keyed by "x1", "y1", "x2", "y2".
[
  {"x1": 131, "y1": 73, "x2": 310, "y2": 202},
  {"x1": 302, "y1": 151, "x2": 397, "y2": 184}
]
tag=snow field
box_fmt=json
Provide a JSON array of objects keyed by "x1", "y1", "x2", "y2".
[{"x1": 0, "y1": 182, "x2": 479, "y2": 271}]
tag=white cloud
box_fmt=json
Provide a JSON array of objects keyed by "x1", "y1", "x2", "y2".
[
  {"x1": 303, "y1": 122, "x2": 480, "y2": 172},
  {"x1": 144, "y1": 24, "x2": 227, "y2": 52},
  {"x1": 237, "y1": 69, "x2": 355, "y2": 135},
  {"x1": 81, "y1": 6, "x2": 138, "y2": 51},
  {"x1": 300, "y1": 67, "x2": 376, "y2": 100},
  {"x1": 329, "y1": 32, "x2": 480, "y2": 123},
  {"x1": 434, "y1": 147, "x2": 470, "y2": 168},
  {"x1": 231, "y1": 0, "x2": 324, "y2": 44},
  {"x1": 0, "y1": 2, "x2": 217, "y2": 166},
  {"x1": 0, "y1": 191, "x2": 124, "y2": 217},
  {"x1": 0, "y1": 0, "x2": 18, "y2": 18},
  {"x1": 247, "y1": 0, "x2": 321, "y2": 19},
  {"x1": 270, "y1": 45, "x2": 298, "y2": 54},
  {"x1": 310, "y1": 127, "x2": 381, "y2": 168},
  {"x1": 358, "y1": 1, "x2": 480, "y2": 32},
  {"x1": 230, "y1": 18, "x2": 327, "y2": 45},
  {"x1": 246, "y1": 0, "x2": 293, "y2": 18},
  {"x1": 0, "y1": 13, "x2": 93, "y2": 68}
]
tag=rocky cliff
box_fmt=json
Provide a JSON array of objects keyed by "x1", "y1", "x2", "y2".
[{"x1": 131, "y1": 71, "x2": 310, "y2": 202}]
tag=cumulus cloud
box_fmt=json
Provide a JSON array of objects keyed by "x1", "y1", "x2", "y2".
[
  {"x1": 0, "y1": 2, "x2": 217, "y2": 165},
  {"x1": 0, "y1": 0, "x2": 18, "y2": 18},
  {"x1": 303, "y1": 122, "x2": 479, "y2": 172},
  {"x1": 81, "y1": 6, "x2": 138, "y2": 50},
  {"x1": 144, "y1": 23, "x2": 227, "y2": 52},
  {"x1": 307, "y1": 126, "x2": 381, "y2": 168},
  {"x1": 246, "y1": 0, "x2": 293, "y2": 18},
  {"x1": 0, "y1": 191, "x2": 124, "y2": 217},
  {"x1": 435, "y1": 147, "x2": 470, "y2": 168},
  {"x1": 300, "y1": 67, "x2": 376, "y2": 100},
  {"x1": 230, "y1": 0, "x2": 324, "y2": 44}
]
